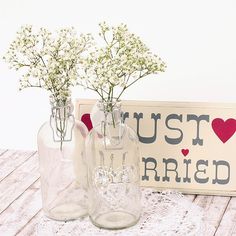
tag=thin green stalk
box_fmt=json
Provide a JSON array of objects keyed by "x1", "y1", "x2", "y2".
[{"x1": 116, "y1": 72, "x2": 150, "y2": 101}]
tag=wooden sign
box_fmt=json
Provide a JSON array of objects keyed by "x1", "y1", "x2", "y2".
[{"x1": 75, "y1": 99, "x2": 236, "y2": 196}]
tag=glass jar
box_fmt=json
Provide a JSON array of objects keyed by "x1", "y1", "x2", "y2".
[
  {"x1": 37, "y1": 96, "x2": 88, "y2": 221},
  {"x1": 86, "y1": 100, "x2": 141, "y2": 229}
]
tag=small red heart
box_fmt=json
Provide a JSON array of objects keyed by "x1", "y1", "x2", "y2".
[
  {"x1": 181, "y1": 149, "x2": 189, "y2": 156},
  {"x1": 212, "y1": 118, "x2": 236, "y2": 143}
]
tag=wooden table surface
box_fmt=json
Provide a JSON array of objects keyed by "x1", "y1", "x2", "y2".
[{"x1": 0, "y1": 149, "x2": 236, "y2": 236}]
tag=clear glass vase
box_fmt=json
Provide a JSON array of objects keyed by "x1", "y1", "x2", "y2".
[
  {"x1": 86, "y1": 100, "x2": 141, "y2": 229},
  {"x1": 37, "y1": 96, "x2": 88, "y2": 221}
]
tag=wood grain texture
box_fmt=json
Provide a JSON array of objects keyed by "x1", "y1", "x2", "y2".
[
  {"x1": 215, "y1": 197, "x2": 236, "y2": 236},
  {"x1": 0, "y1": 149, "x2": 235, "y2": 235},
  {"x1": 0, "y1": 150, "x2": 36, "y2": 182},
  {"x1": 194, "y1": 195, "x2": 231, "y2": 235},
  {"x1": 30, "y1": 179, "x2": 40, "y2": 189},
  {"x1": 16, "y1": 210, "x2": 43, "y2": 236},
  {"x1": 0, "y1": 188, "x2": 41, "y2": 236},
  {"x1": 0, "y1": 149, "x2": 7, "y2": 156},
  {"x1": 0, "y1": 152, "x2": 40, "y2": 214}
]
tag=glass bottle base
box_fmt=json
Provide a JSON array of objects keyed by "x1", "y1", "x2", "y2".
[
  {"x1": 90, "y1": 211, "x2": 140, "y2": 230},
  {"x1": 44, "y1": 203, "x2": 87, "y2": 221}
]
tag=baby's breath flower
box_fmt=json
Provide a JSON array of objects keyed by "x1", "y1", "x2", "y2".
[
  {"x1": 4, "y1": 25, "x2": 93, "y2": 105},
  {"x1": 77, "y1": 22, "x2": 167, "y2": 105}
]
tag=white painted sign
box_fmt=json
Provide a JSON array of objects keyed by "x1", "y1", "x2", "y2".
[{"x1": 76, "y1": 99, "x2": 236, "y2": 196}]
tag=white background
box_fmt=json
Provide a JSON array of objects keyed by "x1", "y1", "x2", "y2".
[{"x1": 0, "y1": 0, "x2": 236, "y2": 150}]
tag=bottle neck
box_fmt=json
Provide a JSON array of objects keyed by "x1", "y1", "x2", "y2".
[
  {"x1": 49, "y1": 96, "x2": 75, "y2": 146},
  {"x1": 98, "y1": 100, "x2": 122, "y2": 126},
  {"x1": 97, "y1": 100, "x2": 125, "y2": 148},
  {"x1": 50, "y1": 96, "x2": 73, "y2": 121}
]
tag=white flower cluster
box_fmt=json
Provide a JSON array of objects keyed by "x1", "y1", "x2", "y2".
[
  {"x1": 4, "y1": 25, "x2": 93, "y2": 104},
  {"x1": 4, "y1": 23, "x2": 166, "y2": 108},
  {"x1": 78, "y1": 22, "x2": 166, "y2": 103}
]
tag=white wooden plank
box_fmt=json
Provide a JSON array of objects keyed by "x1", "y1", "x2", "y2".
[
  {"x1": 0, "y1": 150, "x2": 31, "y2": 164},
  {"x1": 214, "y1": 197, "x2": 236, "y2": 236},
  {"x1": 0, "y1": 149, "x2": 7, "y2": 156},
  {"x1": 0, "y1": 153, "x2": 40, "y2": 214},
  {"x1": 0, "y1": 150, "x2": 36, "y2": 182},
  {"x1": 194, "y1": 195, "x2": 230, "y2": 235},
  {"x1": 17, "y1": 210, "x2": 43, "y2": 236},
  {"x1": 0, "y1": 150, "x2": 19, "y2": 163},
  {"x1": 18, "y1": 211, "x2": 74, "y2": 236},
  {"x1": 0, "y1": 188, "x2": 41, "y2": 236},
  {"x1": 30, "y1": 179, "x2": 40, "y2": 189},
  {"x1": 0, "y1": 149, "x2": 229, "y2": 235}
]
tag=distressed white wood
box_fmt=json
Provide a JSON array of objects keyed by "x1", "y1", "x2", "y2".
[
  {"x1": 17, "y1": 210, "x2": 43, "y2": 236},
  {"x1": 0, "y1": 150, "x2": 20, "y2": 165},
  {"x1": 30, "y1": 179, "x2": 40, "y2": 189},
  {"x1": 214, "y1": 197, "x2": 236, "y2": 236},
  {"x1": 0, "y1": 188, "x2": 41, "y2": 236},
  {"x1": 0, "y1": 150, "x2": 235, "y2": 235},
  {"x1": 194, "y1": 195, "x2": 230, "y2": 235},
  {"x1": 0, "y1": 150, "x2": 36, "y2": 182},
  {"x1": 0, "y1": 149, "x2": 7, "y2": 156},
  {"x1": 0, "y1": 152, "x2": 40, "y2": 214}
]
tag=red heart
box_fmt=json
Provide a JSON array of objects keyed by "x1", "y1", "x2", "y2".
[
  {"x1": 212, "y1": 118, "x2": 236, "y2": 143},
  {"x1": 181, "y1": 149, "x2": 189, "y2": 156},
  {"x1": 81, "y1": 113, "x2": 93, "y2": 131}
]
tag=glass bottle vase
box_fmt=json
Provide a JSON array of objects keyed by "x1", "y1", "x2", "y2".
[
  {"x1": 37, "y1": 97, "x2": 88, "y2": 221},
  {"x1": 86, "y1": 100, "x2": 141, "y2": 229}
]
